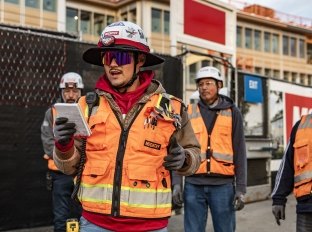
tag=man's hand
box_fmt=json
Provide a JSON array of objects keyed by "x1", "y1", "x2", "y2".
[
  {"x1": 172, "y1": 184, "x2": 183, "y2": 207},
  {"x1": 272, "y1": 205, "x2": 285, "y2": 225},
  {"x1": 54, "y1": 117, "x2": 76, "y2": 146},
  {"x1": 233, "y1": 192, "x2": 245, "y2": 211},
  {"x1": 163, "y1": 137, "x2": 186, "y2": 171}
]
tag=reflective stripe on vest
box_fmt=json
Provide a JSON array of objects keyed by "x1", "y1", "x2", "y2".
[
  {"x1": 188, "y1": 103, "x2": 234, "y2": 176},
  {"x1": 77, "y1": 93, "x2": 181, "y2": 218},
  {"x1": 79, "y1": 183, "x2": 171, "y2": 208},
  {"x1": 293, "y1": 114, "x2": 312, "y2": 198}
]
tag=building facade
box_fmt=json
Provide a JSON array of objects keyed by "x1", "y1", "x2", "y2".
[
  {"x1": 2, "y1": 0, "x2": 312, "y2": 202},
  {"x1": 236, "y1": 4, "x2": 312, "y2": 85}
]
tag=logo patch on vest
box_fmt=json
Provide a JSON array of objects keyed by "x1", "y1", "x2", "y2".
[{"x1": 144, "y1": 140, "x2": 161, "y2": 150}]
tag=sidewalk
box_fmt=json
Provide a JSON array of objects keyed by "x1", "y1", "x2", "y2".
[
  {"x1": 169, "y1": 195, "x2": 296, "y2": 232},
  {"x1": 4, "y1": 196, "x2": 296, "y2": 232}
]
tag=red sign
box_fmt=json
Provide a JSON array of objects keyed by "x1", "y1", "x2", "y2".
[
  {"x1": 184, "y1": 0, "x2": 225, "y2": 44},
  {"x1": 285, "y1": 93, "x2": 312, "y2": 143}
]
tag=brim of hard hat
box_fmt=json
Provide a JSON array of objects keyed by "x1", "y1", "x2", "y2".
[{"x1": 83, "y1": 46, "x2": 164, "y2": 67}]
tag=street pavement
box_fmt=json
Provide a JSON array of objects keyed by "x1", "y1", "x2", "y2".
[
  {"x1": 5, "y1": 196, "x2": 296, "y2": 232},
  {"x1": 169, "y1": 195, "x2": 296, "y2": 232}
]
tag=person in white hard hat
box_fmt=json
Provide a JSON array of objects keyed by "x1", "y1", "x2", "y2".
[
  {"x1": 52, "y1": 21, "x2": 201, "y2": 232},
  {"x1": 173, "y1": 66, "x2": 247, "y2": 232},
  {"x1": 40, "y1": 72, "x2": 83, "y2": 232}
]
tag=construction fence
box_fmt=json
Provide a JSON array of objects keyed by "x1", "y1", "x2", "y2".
[{"x1": 0, "y1": 25, "x2": 182, "y2": 231}]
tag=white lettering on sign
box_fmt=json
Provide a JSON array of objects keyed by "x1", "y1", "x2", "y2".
[
  {"x1": 292, "y1": 106, "x2": 312, "y2": 125},
  {"x1": 249, "y1": 80, "x2": 258, "y2": 89}
]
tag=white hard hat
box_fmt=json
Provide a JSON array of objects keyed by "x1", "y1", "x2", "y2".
[
  {"x1": 59, "y1": 72, "x2": 84, "y2": 89},
  {"x1": 195, "y1": 66, "x2": 223, "y2": 83},
  {"x1": 83, "y1": 21, "x2": 164, "y2": 67}
]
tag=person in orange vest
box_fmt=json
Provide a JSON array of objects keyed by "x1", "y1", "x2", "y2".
[
  {"x1": 272, "y1": 114, "x2": 312, "y2": 231},
  {"x1": 172, "y1": 66, "x2": 247, "y2": 232},
  {"x1": 40, "y1": 72, "x2": 83, "y2": 232},
  {"x1": 52, "y1": 21, "x2": 201, "y2": 232}
]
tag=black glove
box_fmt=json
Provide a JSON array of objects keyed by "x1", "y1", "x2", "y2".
[
  {"x1": 233, "y1": 192, "x2": 245, "y2": 211},
  {"x1": 172, "y1": 184, "x2": 183, "y2": 207},
  {"x1": 54, "y1": 117, "x2": 76, "y2": 146},
  {"x1": 163, "y1": 137, "x2": 186, "y2": 171},
  {"x1": 272, "y1": 205, "x2": 285, "y2": 225}
]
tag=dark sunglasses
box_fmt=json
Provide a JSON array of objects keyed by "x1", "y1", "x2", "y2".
[{"x1": 101, "y1": 51, "x2": 133, "y2": 66}]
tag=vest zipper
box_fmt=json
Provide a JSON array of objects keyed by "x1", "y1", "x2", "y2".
[
  {"x1": 206, "y1": 134, "x2": 212, "y2": 174},
  {"x1": 111, "y1": 104, "x2": 145, "y2": 217},
  {"x1": 112, "y1": 129, "x2": 128, "y2": 216}
]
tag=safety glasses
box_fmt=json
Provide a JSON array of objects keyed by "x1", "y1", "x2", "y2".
[{"x1": 102, "y1": 51, "x2": 133, "y2": 66}]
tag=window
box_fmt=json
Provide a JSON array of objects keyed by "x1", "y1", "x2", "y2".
[
  {"x1": 264, "y1": 32, "x2": 271, "y2": 52},
  {"x1": 5, "y1": 0, "x2": 19, "y2": 4},
  {"x1": 129, "y1": 9, "x2": 136, "y2": 23},
  {"x1": 189, "y1": 63, "x2": 196, "y2": 85},
  {"x1": 273, "y1": 70, "x2": 280, "y2": 79},
  {"x1": 308, "y1": 44, "x2": 312, "y2": 64},
  {"x1": 264, "y1": 68, "x2": 271, "y2": 77},
  {"x1": 121, "y1": 12, "x2": 127, "y2": 21},
  {"x1": 308, "y1": 75, "x2": 312, "y2": 86},
  {"x1": 254, "y1": 30, "x2": 261, "y2": 51},
  {"x1": 212, "y1": 61, "x2": 221, "y2": 70},
  {"x1": 107, "y1": 15, "x2": 114, "y2": 26},
  {"x1": 201, "y1": 60, "x2": 210, "y2": 67},
  {"x1": 43, "y1": 0, "x2": 56, "y2": 12},
  {"x1": 255, "y1": 67, "x2": 262, "y2": 75},
  {"x1": 151, "y1": 8, "x2": 170, "y2": 34},
  {"x1": 164, "y1": 11, "x2": 170, "y2": 34},
  {"x1": 245, "y1": 28, "x2": 252, "y2": 49},
  {"x1": 236, "y1": 26, "x2": 242, "y2": 47},
  {"x1": 283, "y1": 35, "x2": 289, "y2": 55},
  {"x1": 26, "y1": 0, "x2": 39, "y2": 8},
  {"x1": 151, "y1": 8, "x2": 161, "y2": 33},
  {"x1": 299, "y1": 39, "x2": 305, "y2": 58},
  {"x1": 290, "y1": 37, "x2": 297, "y2": 57},
  {"x1": 300, "y1": 74, "x2": 305, "y2": 85},
  {"x1": 272, "y1": 34, "x2": 279, "y2": 54},
  {"x1": 94, "y1": 13, "x2": 105, "y2": 36},
  {"x1": 291, "y1": 72, "x2": 297, "y2": 83},
  {"x1": 80, "y1": 11, "x2": 91, "y2": 34},
  {"x1": 66, "y1": 8, "x2": 78, "y2": 33},
  {"x1": 283, "y1": 71, "x2": 289, "y2": 81}
]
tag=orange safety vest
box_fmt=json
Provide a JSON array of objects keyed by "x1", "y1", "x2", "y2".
[
  {"x1": 293, "y1": 114, "x2": 312, "y2": 198},
  {"x1": 45, "y1": 107, "x2": 58, "y2": 171},
  {"x1": 188, "y1": 103, "x2": 234, "y2": 176},
  {"x1": 77, "y1": 93, "x2": 182, "y2": 219}
]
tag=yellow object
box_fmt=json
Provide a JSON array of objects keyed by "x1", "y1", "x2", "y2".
[{"x1": 66, "y1": 218, "x2": 79, "y2": 232}]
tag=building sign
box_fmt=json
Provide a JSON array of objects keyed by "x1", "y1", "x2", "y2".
[
  {"x1": 184, "y1": 0, "x2": 225, "y2": 44},
  {"x1": 244, "y1": 75, "x2": 263, "y2": 103},
  {"x1": 285, "y1": 92, "x2": 312, "y2": 143}
]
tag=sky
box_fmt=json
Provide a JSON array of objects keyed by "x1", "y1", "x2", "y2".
[{"x1": 221, "y1": 0, "x2": 312, "y2": 19}]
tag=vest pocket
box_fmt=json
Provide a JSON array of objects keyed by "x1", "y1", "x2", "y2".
[
  {"x1": 294, "y1": 139, "x2": 310, "y2": 170},
  {"x1": 87, "y1": 111, "x2": 110, "y2": 151},
  {"x1": 125, "y1": 163, "x2": 158, "y2": 214},
  {"x1": 134, "y1": 126, "x2": 170, "y2": 156},
  {"x1": 79, "y1": 161, "x2": 112, "y2": 208},
  {"x1": 192, "y1": 124, "x2": 203, "y2": 144}
]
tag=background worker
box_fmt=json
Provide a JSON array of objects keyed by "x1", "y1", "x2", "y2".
[
  {"x1": 173, "y1": 66, "x2": 247, "y2": 232},
  {"x1": 41, "y1": 72, "x2": 83, "y2": 232},
  {"x1": 272, "y1": 114, "x2": 312, "y2": 231},
  {"x1": 52, "y1": 21, "x2": 201, "y2": 232}
]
